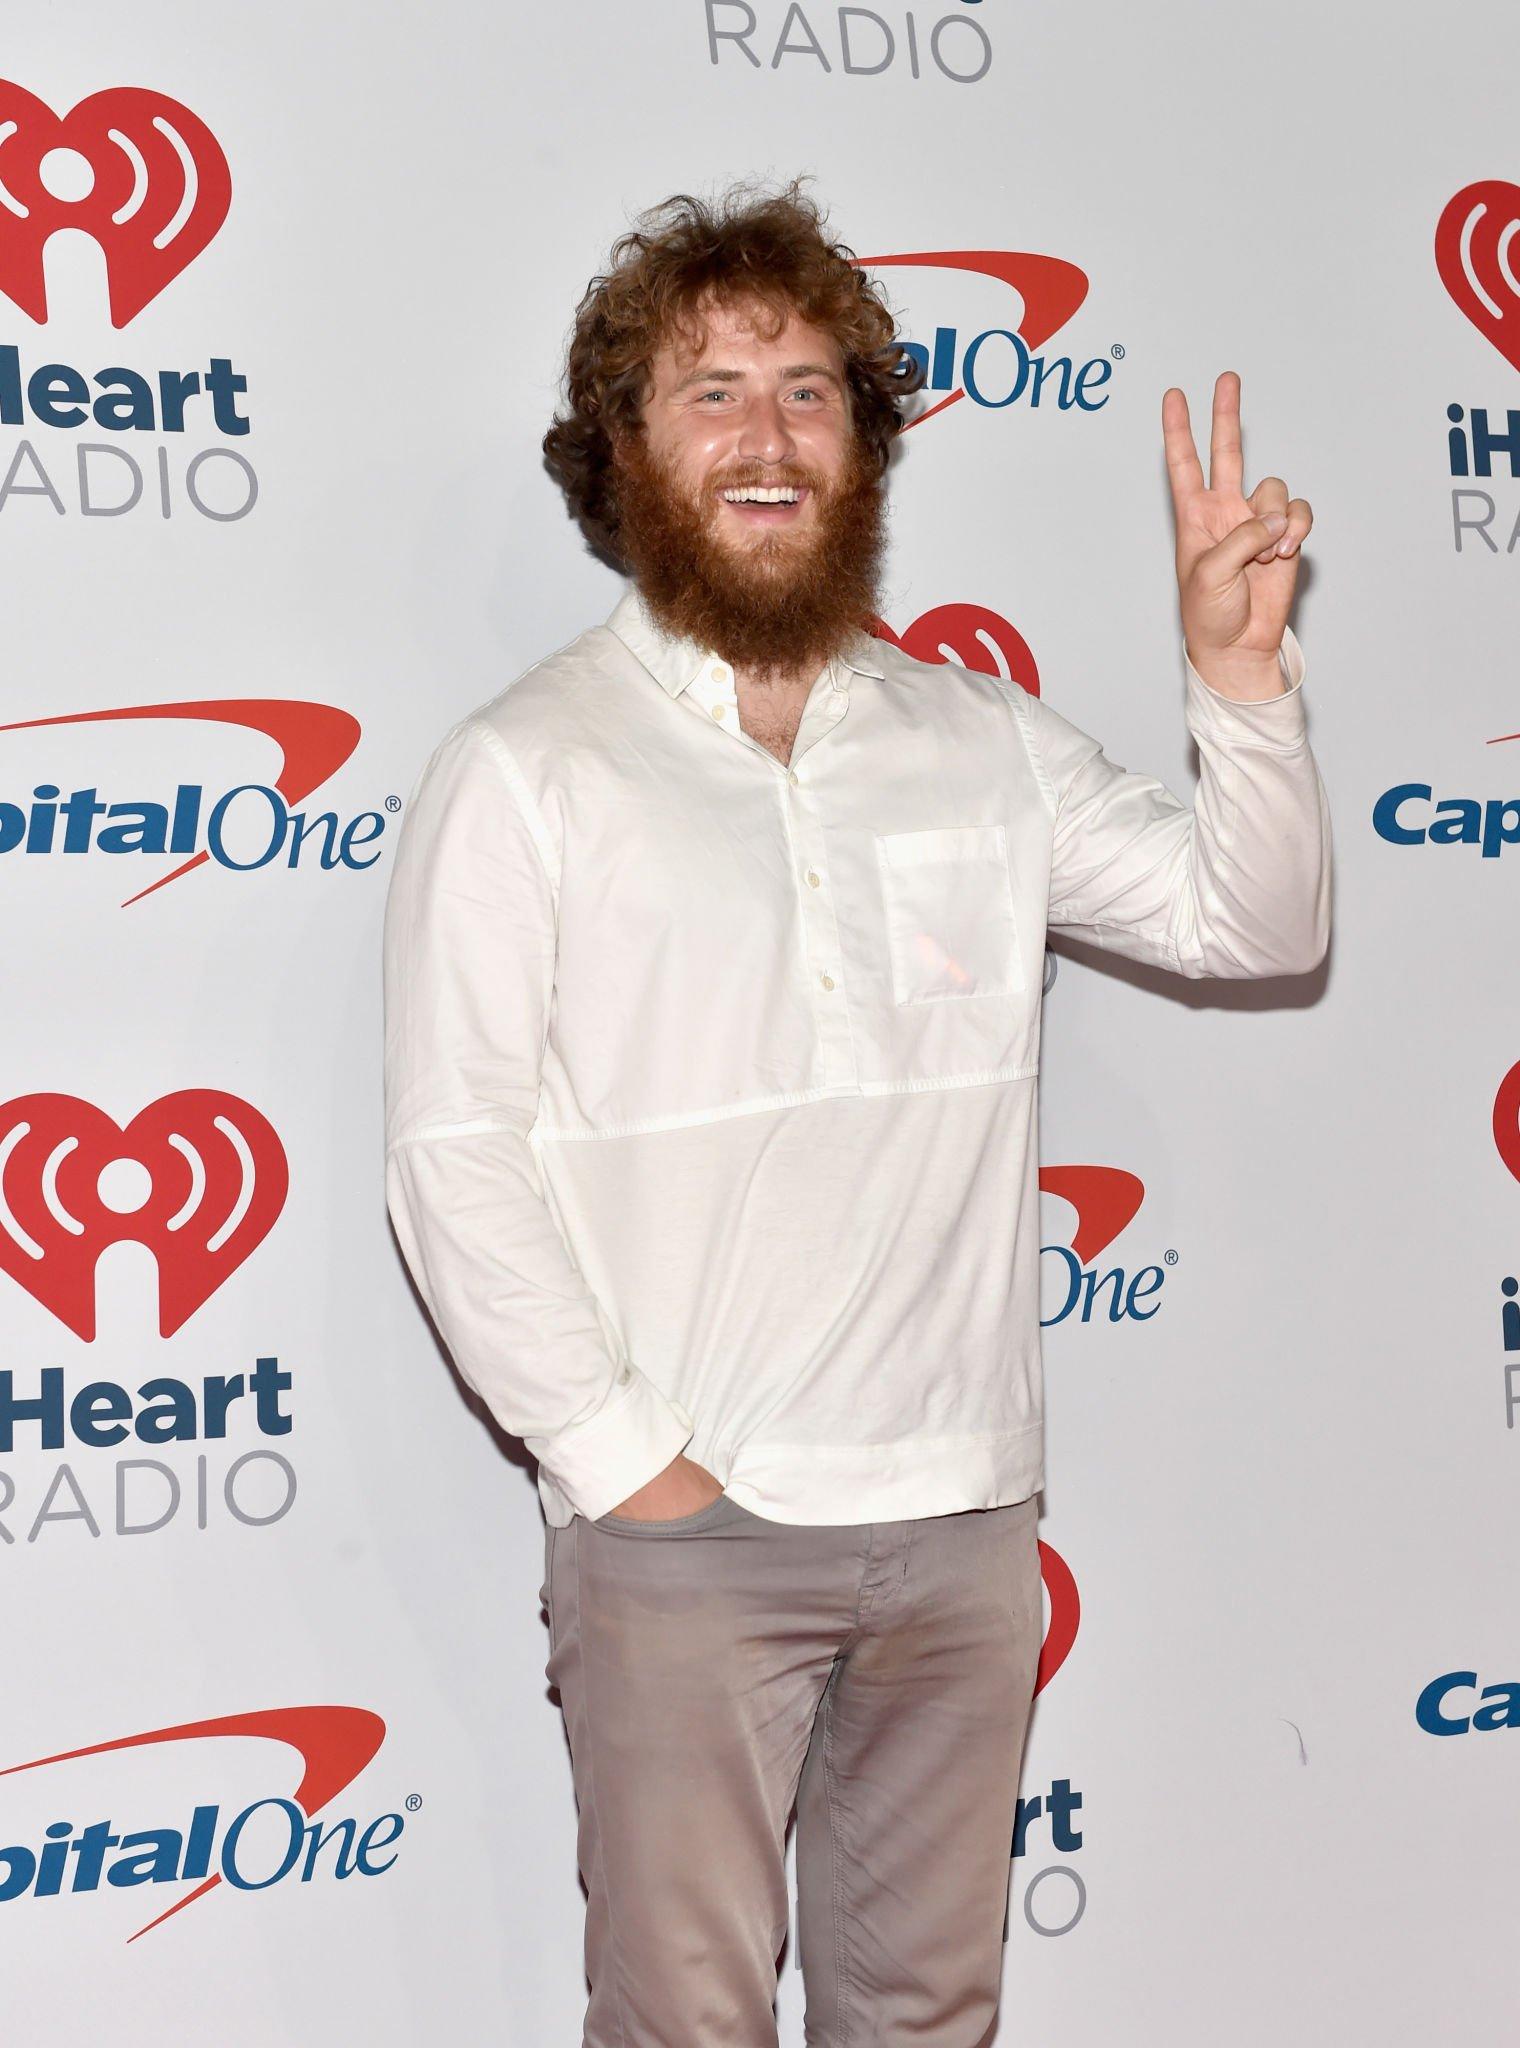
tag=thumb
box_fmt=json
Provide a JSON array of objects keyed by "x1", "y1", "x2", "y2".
[{"x1": 1203, "y1": 510, "x2": 1289, "y2": 580}]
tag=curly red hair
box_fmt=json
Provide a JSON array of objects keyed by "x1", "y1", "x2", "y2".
[{"x1": 542, "y1": 179, "x2": 923, "y2": 561}]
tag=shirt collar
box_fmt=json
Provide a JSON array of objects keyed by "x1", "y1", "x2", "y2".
[{"x1": 606, "y1": 585, "x2": 885, "y2": 697}]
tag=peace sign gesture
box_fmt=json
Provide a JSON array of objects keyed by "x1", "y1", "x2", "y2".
[{"x1": 1163, "y1": 371, "x2": 1312, "y2": 699}]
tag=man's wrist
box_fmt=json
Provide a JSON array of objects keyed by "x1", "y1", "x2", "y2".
[{"x1": 1184, "y1": 639, "x2": 1289, "y2": 702}]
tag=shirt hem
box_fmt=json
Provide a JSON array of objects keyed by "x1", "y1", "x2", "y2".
[{"x1": 534, "y1": 1421, "x2": 1045, "y2": 1528}]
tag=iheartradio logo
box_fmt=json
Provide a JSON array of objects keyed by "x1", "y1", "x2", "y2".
[
  {"x1": 1035, "y1": 1538, "x2": 1079, "y2": 1696},
  {"x1": 0, "y1": 80, "x2": 230, "y2": 327},
  {"x1": 0, "y1": 1091, "x2": 287, "y2": 1339},
  {"x1": 1494, "y1": 1060, "x2": 1520, "y2": 1188},
  {"x1": 872, "y1": 603, "x2": 1040, "y2": 695},
  {"x1": 1435, "y1": 181, "x2": 1520, "y2": 375}
]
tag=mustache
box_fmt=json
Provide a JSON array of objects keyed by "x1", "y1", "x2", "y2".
[{"x1": 707, "y1": 465, "x2": 827, "y2": 494}]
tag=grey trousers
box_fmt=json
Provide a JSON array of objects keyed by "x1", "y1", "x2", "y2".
[{"x1": 540, "y1": 1488, "x2": 1043, "y2": 2047}]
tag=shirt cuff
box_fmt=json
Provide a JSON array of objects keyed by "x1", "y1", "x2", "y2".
[
  {"x1": 537, "y1": 1362, "x2": 697, "y2": 1522},
  {"x1": 1184, "y1": 623, "x2": 1308, "y2": 748}
]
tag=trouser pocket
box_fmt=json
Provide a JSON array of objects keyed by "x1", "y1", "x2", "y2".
[{"x1": 590, "y1": 1492, "x2": 749, "y2": 1538}]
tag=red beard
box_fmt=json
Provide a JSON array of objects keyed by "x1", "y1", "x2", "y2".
[{"x1": 611, "y1": 433, "x2": 886, "y2": 680}]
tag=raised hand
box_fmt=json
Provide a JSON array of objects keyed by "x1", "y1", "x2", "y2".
[{"x1": 1162, "y1": 371, "x2": 1312, "y2": 699}]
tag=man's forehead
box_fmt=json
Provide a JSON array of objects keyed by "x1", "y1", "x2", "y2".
[{"x1": 656, "y1": 298, "x2": 842, "y2": 375}]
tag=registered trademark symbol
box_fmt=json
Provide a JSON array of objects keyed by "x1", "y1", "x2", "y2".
[
  {"x1": 385, "y1": 794, "x2": 402, "y2": 813},
  {"x1": 1164, "y1": 1249, "x2": 1178, "y2": 1266},
  {"x1": 1111, "y1": 343, "x2": 1125, "y2": 360},
  {"x1": 406, "y1": 1793, "x2": 422, "y2": 1812}
]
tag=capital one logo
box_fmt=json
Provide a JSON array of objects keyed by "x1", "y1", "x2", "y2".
[
  {"x1": 1415, "y1": 1670, "x2": 1519, "y2": 1737},
  {"x1": 0, "y1": 1706, "x2": 400, "y2": 1939},
  {"x1": 1372, "y1": 722, "x2": 1520, "y2": 859},
  {"x1": 0, "y1": 1091, "x2": 287, "y2": 1340},
  {"x1": 1039, "y1": 1165, "x2": 1172, "y2": 1327},
  {"x1": 0, "y1": 698, "x2": 389, "y2": 905},
  {"x1": 856, "y1": 249, "x2": 1106, "y2": 430},
  {"x1": 0, "y1": 80, "x2": 229, "y2": 326}
]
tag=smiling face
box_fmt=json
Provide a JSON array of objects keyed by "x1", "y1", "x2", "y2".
[
  {"x1": 611, "y1": 293, "x2": 887, "y2": 678},
  {"x1": 642, "y1": 297, "x2": 853, "y2": 553}
]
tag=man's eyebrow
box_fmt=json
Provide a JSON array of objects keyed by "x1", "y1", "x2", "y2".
[
  {"x1": 671, "y1": 366, "x2": 745, "y2": 391},
  {"x1": 669, "y1": 361, "x2": 843, "y2": 393}
]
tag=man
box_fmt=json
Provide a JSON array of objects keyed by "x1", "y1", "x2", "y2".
[{"x1": 382, "y1": 181, "x2": 1331, "y2": 2046}]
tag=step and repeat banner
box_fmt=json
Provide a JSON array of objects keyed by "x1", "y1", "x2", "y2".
[{"x1": 2, "y1": 4, "x2": 1515, "y2": 2042}]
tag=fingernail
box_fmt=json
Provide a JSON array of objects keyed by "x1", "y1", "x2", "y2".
[{"x1": 1275, "y1": 537, "x2": 1296, "y2": 556}]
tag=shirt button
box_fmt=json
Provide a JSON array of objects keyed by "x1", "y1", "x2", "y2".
[
  {"x1": 787, "y1": 769, "x2": 799, "y2": 786},
  {"x1": 820, "y1": 972, "x2": 835, "y2": 991},
  {"x1": 712, "y1": 664, "x2": 731, "y2": 684},
  {"x1": 710, "y1": 702, "x2": 725, "y2": 720},
  {"x1": 806, "y1": 869, "x2": 820, "y2": 887}
]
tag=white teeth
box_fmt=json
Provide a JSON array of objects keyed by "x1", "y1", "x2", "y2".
[{"x1": 721, "y1": 485, "x2": 801, "y2": 504}]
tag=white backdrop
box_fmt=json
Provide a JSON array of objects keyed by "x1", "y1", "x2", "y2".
[{"x1": 3, "y1": 4, "x2": 1517, "y2": 2041}]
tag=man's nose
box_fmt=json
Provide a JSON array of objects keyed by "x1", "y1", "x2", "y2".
[{"x1": 736, "y1": 393, "x2": 795, "y2": 466}]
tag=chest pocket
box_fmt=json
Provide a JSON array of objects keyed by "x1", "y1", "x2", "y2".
[{"x1": 874, "y1": 823, "x2": 1026, "y2": 1005}]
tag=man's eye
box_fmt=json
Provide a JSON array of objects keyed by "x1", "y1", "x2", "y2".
[
  {"x1": 789, "y1": 387, "x2": 819, "y2": 402},
  {"x1": 697, "y1": 389, "x2": 732, "y2": 402}
]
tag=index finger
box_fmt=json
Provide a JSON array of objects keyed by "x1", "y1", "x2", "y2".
[{"x1": 1162, "y1": 386, "x2": 1205, "y2": 508}]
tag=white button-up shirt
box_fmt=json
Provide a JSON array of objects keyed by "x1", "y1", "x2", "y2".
[{"x1": 383, "y1": 587, "x2": 1331, "y2": 1526}]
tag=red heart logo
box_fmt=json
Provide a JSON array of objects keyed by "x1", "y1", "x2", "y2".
[
  {"x1": 1035, "y1": 1540, "x2": 1080, "y2": 1696},
  {"x1": 1435, "y1": 181, "x2": 1520, "y2": 373},
  {"x1": 1494, "y1": 1060, "x2": 1520, "y2": 1186},
  {"x1": 872, "y1": 604, "x2": 1040, "y2": 696},
  {"x1": 0, "y1": 80, "x2": 231, "y2": 327},
  {"x1": 0, "y1": 1091, "x2": 287, "y2": 1339}
]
